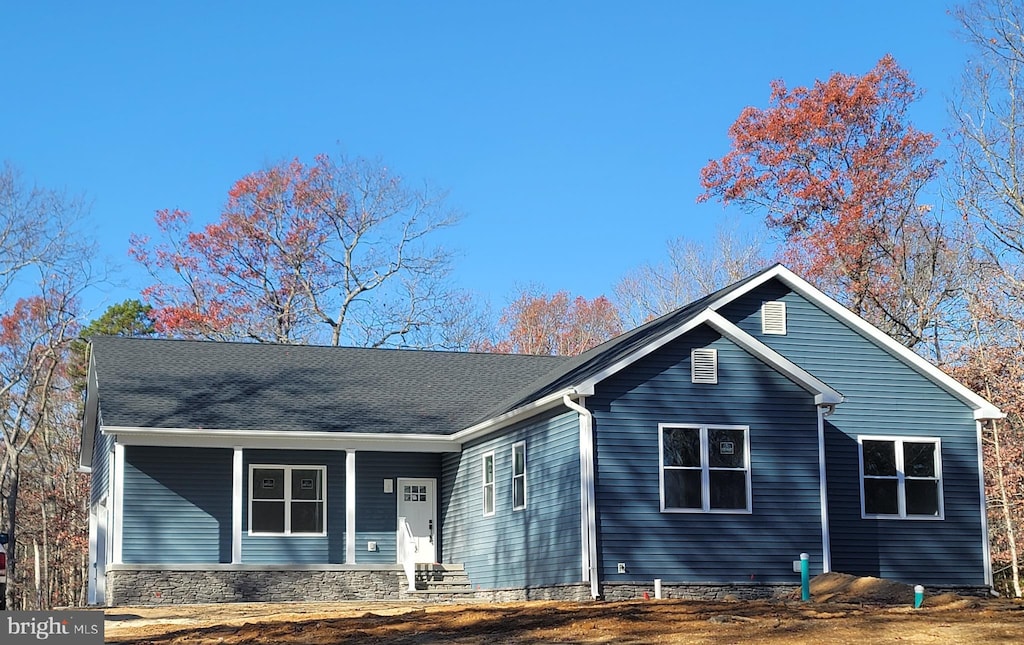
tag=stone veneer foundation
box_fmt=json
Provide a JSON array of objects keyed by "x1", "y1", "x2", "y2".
[
  {"x1": 104, "y1": 566, "x2": 990, "y2": 606},
  {"x1": 107, "y1": 565, "x2": 407, "y2": 605}
]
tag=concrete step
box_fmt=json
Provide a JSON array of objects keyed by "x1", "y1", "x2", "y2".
[{"x1": 397, "y1": 563, "x2": 474, "y2": 593}]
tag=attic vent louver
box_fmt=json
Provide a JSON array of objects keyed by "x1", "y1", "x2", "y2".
[
  {"x1": 762, "y1": 301, "x2": 787, "y2": 335},
  {"x1": 691, "y1": 348, "x2": 718, "y2": 384}
]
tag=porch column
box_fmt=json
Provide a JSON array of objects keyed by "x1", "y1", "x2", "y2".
[
  {"x1": 232, "y1": 447, "x2": 243, "y2": 564},
  {"x1": 112, "y1": 443, "x2": 124, "y2": 564},
  {"x1": 346, "y1": 450, "x2": 356, "y2": 564}
]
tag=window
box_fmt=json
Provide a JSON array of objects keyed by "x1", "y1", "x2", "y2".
[
  {"x1": 691, "y1": 348, "x2": 718, "y2": 384},
  {"x1": 660, "y1": 424, "x2": 750, "y2": 513},
  {"x1": 249, "y1": 465, "x2": 326, "y2": 535},
  {"x1": 482, "y1": 451, "x2": 495, "y2": 517},
  {"x1": 859, "y1": 437, "x2": 942, "y2": 519},
  {"x1": 761, "y1": 301, "x2": 787, "y2": 335},
  {"x1": 512, "y1": 441, "x2": 527, "y2": 510},
  {"x1": 403, "y1": 484, "x2": 427, "y2": 501}
]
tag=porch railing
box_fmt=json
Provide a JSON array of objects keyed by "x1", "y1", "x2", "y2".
[{"x1": 397, "y1": 516, "x2": 417, "y2": 592}]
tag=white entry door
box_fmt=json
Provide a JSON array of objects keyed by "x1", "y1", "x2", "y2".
[{"x1": 397, "y1": 478, "x2": 436, "y2": 564}]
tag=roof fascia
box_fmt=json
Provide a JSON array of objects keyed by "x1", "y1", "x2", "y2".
[
  {"x1": 79, "y1": 350, "x2": 99, "y2": 469},
  {"x1": 714, "y1": 265, "x2": 1003, "y2": 419},
  {"x1": 449, "y1": 388, "x2": 586, "y2": 444},
  {"x1": 574, "y1": 309, "x2": 843, "y2": 404},
  {"x1": 105, "y1": 387, "x2": 590, "y2": 452},
  {"x1": 105, "y1": 426, "x2": 462, "y2": 453}
]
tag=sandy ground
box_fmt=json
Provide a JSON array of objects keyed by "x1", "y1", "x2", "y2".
[{"x1": 104, "y1": 573, "x2": 1024, "y2": 644}]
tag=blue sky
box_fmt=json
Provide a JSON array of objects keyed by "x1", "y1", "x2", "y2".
[{"x1": 2, "y1": 1, "x2": 969, "y2": 319}]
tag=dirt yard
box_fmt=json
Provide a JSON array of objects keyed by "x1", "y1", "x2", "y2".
[{"x1": 104, "y1": 573, "x2": 1024, "y2": 644}]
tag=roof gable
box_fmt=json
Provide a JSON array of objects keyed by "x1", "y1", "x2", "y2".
[
  {"x1": 494, "y1": 263, "x2": 999, "y2": 421},
  {"x1": 715, "y1": 266, "x2": 1002, "y2": 420}
]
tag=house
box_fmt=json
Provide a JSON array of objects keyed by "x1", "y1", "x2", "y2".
[{"x1": 80, "y1": 265, "x2": 1002, "y2": 605}]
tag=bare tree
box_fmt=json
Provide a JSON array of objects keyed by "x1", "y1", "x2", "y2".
[
  {"x1": 614, "y1": 221, "x2": 769, "y2": 327},
  {"x1": 948, "y1": 0, "x2": 1024, "y2": 597},
  {"x1": 0, "y1": 163, "x2": 95, "y2": 609}
]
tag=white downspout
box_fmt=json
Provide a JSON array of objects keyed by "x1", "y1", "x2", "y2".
[
  {"x1": 563, "y1": 393, "x2": 600, "y2": 599},
  {"x1": 816, "y1": 405, "x2": 832, "y2": 573}
]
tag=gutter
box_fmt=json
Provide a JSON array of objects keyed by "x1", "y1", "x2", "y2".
[{"x1": 562, "y1": 393, "x2": 601, "y2": 600}]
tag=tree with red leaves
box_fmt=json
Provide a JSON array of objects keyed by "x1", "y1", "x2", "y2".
[
  {"x1": 476, "y1": 288, "x2": 622, "y2": 356},
  {"x1": 699, "y1": 55, "x2": 963, "y2": 357},
  {"x1": 0, "y1": 163, "x2": 93, "y2": 610},
  {"x1": 131, "y1": 153, "x2": 468, "y2": 348}
]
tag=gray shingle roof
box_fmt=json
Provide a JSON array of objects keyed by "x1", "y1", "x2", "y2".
[
  {"x1": 90, "y1": 266, "x2": 779, "y2": 436},
  {"x1": 90, "y1": 337, "x2": 569, "y2": 434}
]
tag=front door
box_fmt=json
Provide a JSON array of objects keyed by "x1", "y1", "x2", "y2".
[{"x1": 397, "y1": 478, "x2": 436, "y2": 564}]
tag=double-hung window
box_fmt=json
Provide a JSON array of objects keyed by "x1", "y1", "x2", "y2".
[
  {"x1": 482, "y1": 451, "x2": 495, "y2": 517},
  {"x1": 249, "y1": 465, "x2": 327, "y2": 535},
  {"x1": 512, "y1": 441, "x2": 527, "y2": 510},
  {"x1": 859, "y1": 437, "x2": 942, "y2": 519},
  {"x1": 660, "y1": 424, "x2": 750, "y2": 513}
]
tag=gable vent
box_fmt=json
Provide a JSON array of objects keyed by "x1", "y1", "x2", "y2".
[
  {"x1": 691, "y1": 348, "x2": 718, "y2": 384},
  {"x1": 761, "y1": 301, "x2": 787, "y2": 335}
]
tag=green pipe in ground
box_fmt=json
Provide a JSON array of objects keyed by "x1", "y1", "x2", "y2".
[{"x1": 800, "y1": 553, "x2": 810, "y2": 601}]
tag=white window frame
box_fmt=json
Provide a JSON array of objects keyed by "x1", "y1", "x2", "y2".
[
  {"x1": 691, "y1": 348, "x2": 718, "y2": 384},
  {"x1": 482, "y1": 451, "x2": 496, "y2": 517},
  {"x1": 512, "y1": 441, "x2": 527, "y2": 511},
  {"x1": 659, "y1": 423, "x2": 752, "y2": 514},
  {"x1": 248, "y1": 464, "x2": 328, "y2": 536},
  {"x1": 761, "y1": 300, "x2": 787, "y2": 335},
  {"x1": 858, "y1": 436, "x2": 944, "y2": 520}
]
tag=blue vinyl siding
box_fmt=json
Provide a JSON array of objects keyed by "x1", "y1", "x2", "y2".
[
  {"x1": 591, "y1": 325, "x2": 825, "y2": 584},
  {"x1": 355, "y1": 452, "x2": 441, "y2": 564},
  {"x1": 121, "y1": 446, "x2": 232, "y2": 563},
  {"x1": 90, "y1": 429, "x2": 114, "y2": 506},
  {"x1": 718, "y1": 279, "x2": 986, "y2": 586},
  {"x1": 441, "y1": 410, "x2": 581, "y2": 589},
  {"x1": 242, "y1": 449, "x2": 345, "y2": 564}
]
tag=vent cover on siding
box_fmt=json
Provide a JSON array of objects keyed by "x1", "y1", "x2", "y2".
[
  {"x1": 691, "y1": 348, "x2": 718, "y2": 384},
  {"x1": 761, "y1": 301, "x2": 787, "y2": 335}
]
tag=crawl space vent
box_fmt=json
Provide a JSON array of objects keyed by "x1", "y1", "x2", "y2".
[{"x1": 691, "y1": 348, "x2": 718, "y2": 384}]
